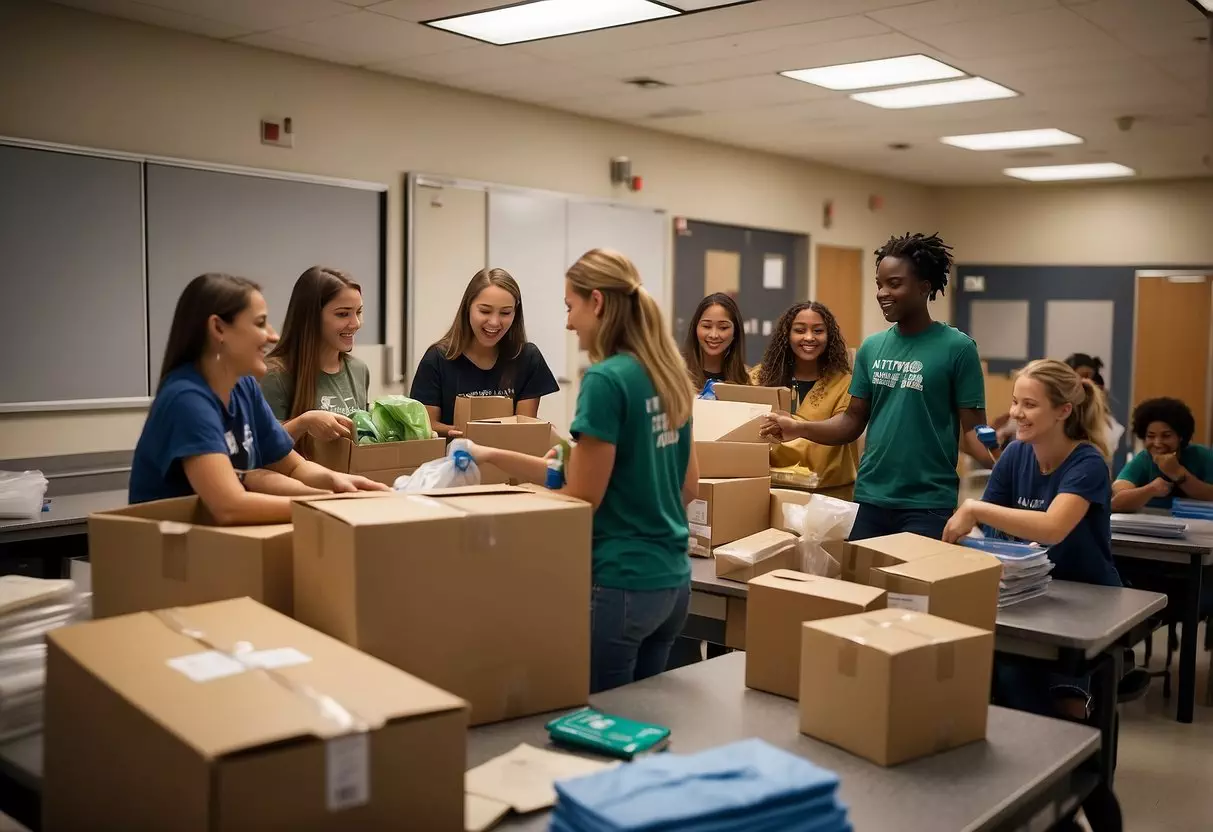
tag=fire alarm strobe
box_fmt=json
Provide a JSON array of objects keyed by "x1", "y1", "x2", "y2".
[{"x1": 261, "y1": 118, "x2": 294, "y2": 148}]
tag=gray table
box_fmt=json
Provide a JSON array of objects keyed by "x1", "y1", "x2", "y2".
[
  {"x1": 472, "y1": 653, "x2": 1100, "y2": 832},
  {"x1": 0, "y1": 490, "x2": 126, "y2": 544}
]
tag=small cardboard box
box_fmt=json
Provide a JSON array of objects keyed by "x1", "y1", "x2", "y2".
[
  {"x1": 88, "y1": 498, "x2": 293, "y2": 618},
  {"x1": 455, "y1": 395, "x2": 513, "y2": 433},
  {"x1": 746, "y1": 571, "x2": 886, "y2": 700},
  {"x1": 769, "y1": 489, "x2": 814, "y2": 534},
  {"x1": 688, "y1": 477, "x2": 770, "y2": 557},
  {"x1": 799, "y1": 608, "x2": 994, "y2": 766},
  {"x1": 292, "y1": 487, "x2": 591, "y2": 726},
  {"x1": 714, "y1": 528, "x2": 798, "y2": 582},
  {"x1": 839, "y1": 533, "x2": 949, "y2": 585},
  {"x1": 313, "y1": 437, "x2": 446, "y2": 486},
  {"x1": 713, "y1": 383, "x2": 793, "y2": 413},
  {"x1": 464, "y1": 416, "x2": 555, "y2": 485},
  {"x1": 44, "y1": 597, "x2": 468, "y2": 831},
  {"x1": 871, "y1": 549, "x2": 1002, "y2": 631},
  {"x1": 696, "y1": 441, "x2": 770, "y2": 478},
  {"x1": 692, "y1": 398, "x2": 772, "y2": 444}
]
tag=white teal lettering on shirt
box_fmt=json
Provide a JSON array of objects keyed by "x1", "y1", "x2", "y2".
[
  {"x1": 647, "y1": 396, "x2": 680, "y2": 449},
  {"x1": 464, "y1": 388, "x2": 515, "y2": 399},
  {"x1": 871, "y1": 358, "x2": 925, "y2": 392},
  {"x1": 320, "y1": 394, "x2": 358, "y2": 416},
  {"x1": 1016, "y1": 497, "x2": 1046, "y2": 510},
  {"x1": 242, "y1": 424, "x2": 254, "y2": 454}
]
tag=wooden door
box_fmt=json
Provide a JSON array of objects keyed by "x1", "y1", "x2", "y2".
[
  {"x1": 815, "y1": 245, "x2": 864, "y2": 349},
  {"x1": 1133, "y1": 276, "x2": 1212, "y2": 444}
]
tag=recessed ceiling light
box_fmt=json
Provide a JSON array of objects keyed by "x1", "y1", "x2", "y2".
[
  {"x1": 1003, "y1": 162, "x2": 1136, "y2": 182},
  {"x1": 425, "y1": 0, "x2": 681, "y2": 46},
  {"x1": 779, "y1": 55, "x2": 964, "y2": 91},
  {"x1": 941, "y1": 128, "x2": 1083, "y2": 151},
  {"x1": 851, "y1": 77, "x2": 1018, "y2": 109}
]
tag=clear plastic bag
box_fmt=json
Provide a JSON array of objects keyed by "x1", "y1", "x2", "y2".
[
  {"x1": 0, "y1": 471, "x2": 49, "y2": 519},
  {"x1": 782, "y1": 495, "x2": 859, "y2": 578},
  {"x1": 393, "y1": 440, "x2": 481, "y2": 492}
]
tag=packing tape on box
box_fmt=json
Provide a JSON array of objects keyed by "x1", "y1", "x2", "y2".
[
  {"x1": 403, "y1": 495, "x2": 498, "y2": 551},
  {"x1": 158, "y1": 521, "x2": 191, "y2": 582},
  {"x1": 843, "y1": 613, "x2": 959, "y2": 682}
]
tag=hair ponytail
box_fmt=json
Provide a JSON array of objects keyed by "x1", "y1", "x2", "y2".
[
  {"x1": 567, "y1": 249, "x2": 693, "y2": 429},
  {"x1": 1017, "y1": 359, "x2": 1111, "y2": 460}
]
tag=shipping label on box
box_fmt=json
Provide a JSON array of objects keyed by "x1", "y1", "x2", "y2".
[
  {"x1": 313, "y1": 437, "x2": 447, "y2": 485},
  {"x1": 688, "y1": 477, "x2": 770, "y2": 557}
]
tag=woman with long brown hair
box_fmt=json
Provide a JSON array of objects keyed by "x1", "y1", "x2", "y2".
[
  {"x1": 410, "y1": 268, "x2": 558, "y2": 438},
  {"x1": 467, "y1": 250, "x2": 698, "y2": 693},
  {"x1": 261, "y1": 267, "x2": 370, "y2": 454},
  {"x1": 683, "y1": 293, "x2": 748, "y2": 391}
]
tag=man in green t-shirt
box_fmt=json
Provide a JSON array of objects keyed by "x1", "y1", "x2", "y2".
[{"x1": 761, "y1": 233, "x2": 989, "y2": 540}]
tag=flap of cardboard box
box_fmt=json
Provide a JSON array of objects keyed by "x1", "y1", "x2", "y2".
[
  {"x1": 805, "y1": 608, "x2": 989, "y2": 657},
  {"x1": 853, "y1": 533, "x2": 953, "y2": 561},
  {"x1": 90, "y1": 498, "x2": 291, "y2": 539},
  {"x1": 455, "y1": 396, "x2": 514, "y2": 431},
  {"x1": 48, "y1": 597, "x2": 467, "y2": 759},
  {"x1": 712, "y1": 383, "x2": 793, "y2": 413},
  {"x1": 875, "y1": 550, "x2": 1001, "y2": 584},
  {"x1": 692, "y1": 399, "x2": 772, "y2": 443},
  {"x1": 752, "y1": 569, "x2": 885, "y2": 605},
  {"x1": 696, "y1": 441, "x2": 770, "y2": 479}
]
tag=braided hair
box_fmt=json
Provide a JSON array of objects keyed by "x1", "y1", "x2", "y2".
[
  {"x1": 757, "y1": 302, "x2": 850, "y2": 388},
  {"x1": 874, "y1": 232, "x2": 953, "y2": 300}
]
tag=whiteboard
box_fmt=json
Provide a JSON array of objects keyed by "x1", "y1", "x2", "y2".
[{"x1": 566, "y1": 201, "x2": 668, "y2": 320}]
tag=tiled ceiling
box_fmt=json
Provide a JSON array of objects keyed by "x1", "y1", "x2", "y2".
[{"x1": 48, "y1": 0, "x2": 1213, "y2": 185}]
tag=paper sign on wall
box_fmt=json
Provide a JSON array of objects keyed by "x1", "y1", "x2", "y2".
[
  {"x1": 763, "y1": 255, "x2": 785, "y2": 289},
  {"x1": 705, "y1": 250, "x2": 741, "y2": 296}
]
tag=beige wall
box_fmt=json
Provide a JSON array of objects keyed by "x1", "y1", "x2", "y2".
[{"x1": 0, "y1": 0, "x2": 937, "y2": 459}]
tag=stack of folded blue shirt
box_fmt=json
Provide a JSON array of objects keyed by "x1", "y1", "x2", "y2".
[{"x1": 549, "y1": 737, "x2": 850, "y2": 832}]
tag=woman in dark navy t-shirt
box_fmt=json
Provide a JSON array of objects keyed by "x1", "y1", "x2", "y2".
[{"x1": 129, "y1": 274, "x2": 386, "y2": 523}]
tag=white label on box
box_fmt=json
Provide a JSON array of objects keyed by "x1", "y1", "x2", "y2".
[
  {"x1": 167, "y1": 650, "x2": 247, "y2": 683},
  {"x1": 887, "y1": 592, "x2": 930, "y2": 613},
  {"x1": 688, "y1": 523, "x2": 711, "y2": 540},
  {"x1": 326, "y1": 733, "x2": 370, "y2": 811},
  {"x1": 244, "y1": 647, "x2": 312, "y2": 670},
  {"x1": 687, "y1": 500, "x2": 708, "y2": 526}
]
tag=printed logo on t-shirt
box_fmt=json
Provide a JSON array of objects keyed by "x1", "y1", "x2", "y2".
[
  {"x1": 871, "y1": 358, "x2": 925, "y2": 392},
  {"x1": 243, "y1": 424, "x2": 254, "y2": 454},
  {"x1": 320, "y1": 394, "x2": 358, "y2": 416},
  {"x1": 225, "y1": 430, "x2": 239, "y2": 454},
  {"x1": 1016, "y1": 497, "x2": 1046, "y2": 511},
  {"x1": 463, "y1": 388, "x2": 515, "y2": 399},
  {"x1": 646, "y1": 396, "x2": 680, "y2": 449}
]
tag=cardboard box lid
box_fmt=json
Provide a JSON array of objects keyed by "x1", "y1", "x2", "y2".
[
  {"x1": 298, "y1": 486, "x2": 576, "y2": 527},
  {"x1": 92, "y1": 498, "x2": 292, "y2": 540},
  {"x1": 712, "y1": 383, "x2": 793, "y2": 413},
  {"x1": 876, "y1": 550, "x2": 1002, "y2": 583},
  {"x1": 853, "y1": 533, "x2": 950, "y2": 560},
  {"x1": 692, "y1": 399, "x2": 771, "y2": 442},
  {"x1": 700, "y1": 477, "x2": 770, "y2": 487},
  {"x1": 48, "y1": 597, "x2": 466, "y2": 760},
  {"x1": 751, "y1": 570, "x2": 886, "y2": 605},
  {"x1": 804, "y1": 608, "x2": 989, "y2": 656},
  {"x1": 467, "y1": 416, "x2": 550, "y2": 428}
]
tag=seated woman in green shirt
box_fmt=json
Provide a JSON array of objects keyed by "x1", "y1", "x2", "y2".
[
  {"x1": 467, "y1": 249, "x2": 699, "y2": 693},
  {"x1": 1112, "y1": 397, "x2": 1213, "y2": 511},
  {"x1": 260, "y1": 267, "x2": 371, "y2": 457}
]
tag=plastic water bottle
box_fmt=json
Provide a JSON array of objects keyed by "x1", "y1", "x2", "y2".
[
  {"x1": 699, "y1": 380, "x2": 718, "y2": 400},
  {"x1": 545, "y1": 458, "x2": 565, "y2": 489}
]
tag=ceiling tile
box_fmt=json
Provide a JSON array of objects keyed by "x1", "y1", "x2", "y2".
[
  {"x1": 440, "y1": 63, "x2": 630, "y2": 104},
  {"x1": 234, "y1": 31, "x2": 368, "y2": 65},
  {"x1": 366, "y1": 0, "x2": 515, "y2": 23},
  {"x1": 265, "y1": 9, "x2": 468, "y2": 63},
  {"x1": 664, "y1": 0, "x2": 754, "y2": 9},
  {"x1": 368, "y1": 43, "x2": 542, "y2": 80},
  {"x1": 868, "y1": 0, "x2": 1059, "y2": 31},
  {"x1": 137, "y1": 0, "x2": 352, "y2": 30},
  {"x1": 553, "y1": 74, "x2": 837, "y2": 120},
  {"x1": 908, "y1": 7, "x2": 1122, "y2": 59},
  {"x1": 52, "y1": 0, "x2": 253, "y2": 37},
  {"x1": 1067, "y1": 0, "x2": 1205, "y2": 32}
]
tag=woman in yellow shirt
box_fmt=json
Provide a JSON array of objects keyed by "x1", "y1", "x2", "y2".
[{"x1": 751, "y1": 302, "x2": 858, "y2": 499}]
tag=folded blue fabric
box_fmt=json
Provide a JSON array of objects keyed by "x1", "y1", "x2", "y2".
[{"x1": 550, "y1": 738, "x2": 845, "y2": 832}]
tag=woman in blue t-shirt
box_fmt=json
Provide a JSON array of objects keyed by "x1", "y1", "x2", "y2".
[{"x1": 129, "y1": 273, "x2": 387, "y2": 522}]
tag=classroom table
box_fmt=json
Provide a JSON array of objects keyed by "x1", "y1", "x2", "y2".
[
  {"x1": 0, "y1": 490, "x2": 126, "y2": 544},
  {"x1": 1111, "y1": 526, "x2": 1213, "y2": 724}
]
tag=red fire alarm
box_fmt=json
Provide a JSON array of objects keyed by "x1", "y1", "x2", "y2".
[
  {"x1": 261, "y1": 117, "x2": 294, "y2": 148},
  {"x1": 630, "y1": 175, "x2": 643, "y2": 192},
  {"x1": 869, "y1": 194, "x2": 884, "y2": 211}
]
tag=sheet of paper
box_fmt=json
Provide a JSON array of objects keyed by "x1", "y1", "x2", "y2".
[
  {"x1": 465, "y1": 743, "x2": 615, "y2": 814},
  {"x1": 465, "y1": 794, "x2": 511, "y2": 832},
  {"x1": 763, "y1": 254, "x2": 784, "y2": 289}
]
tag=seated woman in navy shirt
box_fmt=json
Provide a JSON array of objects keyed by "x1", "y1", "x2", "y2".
[{"x1": 129, "y1": 273, "x2": 387, "y2": 523}]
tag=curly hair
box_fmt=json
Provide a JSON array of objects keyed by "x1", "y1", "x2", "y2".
[
  {"x1": 1131, "y1": 397, "x2": 1195, "y2": 446},
  {"x1": 874, "y1": 232, "x2": 953, "y2": 300},
  {"x1": 756, "y1": 302, "x2": 850, "y2": 388}
]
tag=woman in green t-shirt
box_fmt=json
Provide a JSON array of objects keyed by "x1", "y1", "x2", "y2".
[
  {"x1": 260, "y1": 267, "x2": 371, "y2": 457},
  {"x1": 469, "y1": 249, "x2": 699, "y2": 693},
  {"x1": 1113, "y1": 397, "x2": 1213, "y2": 511}
]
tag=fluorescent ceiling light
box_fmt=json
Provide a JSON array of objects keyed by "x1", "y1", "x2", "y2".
[
  {"x1": 941, "y1": 128, "x2": 1083, "y2": 151},
  {"x1": 425, "y1": 0, "x2": 680, "y2": 45},
  {"x1": 1003, "y1": 163, "x2": 1136, "y2": 182},
  {"x1": 780, "y1": 54, "x2": 964, "y2": 91},
  {"x1": 851, "y1": 77, "x2": 1018, "y2": 109}
]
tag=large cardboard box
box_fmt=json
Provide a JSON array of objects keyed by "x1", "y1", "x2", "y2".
[
  {"x1": 871, "y1": 549, "x2": 1002, "y2": 631},
  {"x1": 454, "y1": 395, "x2": 513, "y2": 433},
  {"x1": 696, "y1": 441, "x2": 770, "y2": 478},
  {"x1": 292, "y1": 488, "x2": 591, "y2": 726},
  {"x1": 714, "y1": 528, "x2": 798, "y2": 582},
  {"x1": 837, "y1": 533, "x2": 949, "y2": 585},
  {"x1": 313, "y1": 437, "x2": 446, "y2": 486},
  {"x1": 746, "y1": 571, "x2": 886, "y2": 700},
  {"x1": 88, "y1": 498, "x2": 293, "y2": 618},
  {"x1": 688, "y1": 477, "x2": 770, "y2": 557},
  {"x1": 44, "y1": 597, "x2": 468, "y2": 831},
  {"x1": 464, "y1": 416, "x2": 555, "y2": 485},
  {"x1": 713, "y1": 383, "x2": 793, "y2": 413},
  {"x1": 769, "y1": 488, "x2": 814, "y2": 534},
  {"x1": 799, "y1": 609, "x2": 994, "y2": 766},
  {"x1": 692, "y1": 398, "x2": 771, "y2": 444}
]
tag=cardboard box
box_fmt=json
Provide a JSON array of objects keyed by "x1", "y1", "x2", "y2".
[
  {"x1": 713, "y1": 383, "x2": 793, "y2": 413},
  {"x1": 714, "y1": 528, "x2": 798, "y2": 582},
  {"x1": 769, "y1": 489, "x2": 814, "y2": 534},
  {"x1": 725, "y1": 597, "x2": 747, "y2": 650},
  {"x1": 313, "y1": 437, "x2": 446, "y2": 486},
  {"x1": 88, "y1": 498, "x2": 293, "y2": 618},
  {"x1": 837, "y1": 533, "x2": 949, "y2": 585},
  {"x1": 696, "y1": 441, "x2": 770, "y2": 478},
  {"x1": 745, "y1": 571, "x2": 886, "y2": 700},
  {"x1": 464, "y1": 416, "x2": 555, "y2": 485},
  {"x1": 688, "y1": 477, "x2": 770, "y2": 557},
  {"x1": 692, "y1": 398, "x2": 772, "y2": 444},
  {"x1": 455, "y1": 395, "x2": 513, "y2": 432},
  {"x1": 292, "y1": 487, "x2": 591, "y2": 726},
  {"x1": 799, "y1": 608, "x2": 994, "y2": 766},
  {"x1": 871, "y1": 549, "x2": 1002, "y2": 631},
  {"x1": 44, "y1": 597, "x2": 468, "y2": 831}
]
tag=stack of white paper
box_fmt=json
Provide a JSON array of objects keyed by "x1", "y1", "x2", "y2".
[{"x1": 961, "y1": 537, "x2": 1054, "y2": 608}]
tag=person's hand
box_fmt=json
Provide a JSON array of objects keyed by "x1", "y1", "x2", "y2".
[
  {"x1": 1153, "y1": 452, "x2": 1184, "y2": 480},
  {"x1": 759, "y1": 414, "x2": 796, "y2": 442},
  {"x1": 1147, "y1": 477, "x2": 1174, "y2": 498},
  {"x1": 328, "y1": 472, "x2": 390, "y2": 493},
  {"x1": 305, "y1": 411, "x2": 354, "y2": 441},
  {"x1": 446, "y1": 429, "x2": 464, "y2": 439},
  {"x1": 942, "y1": 500, "x2": 978, "y2": 544}
]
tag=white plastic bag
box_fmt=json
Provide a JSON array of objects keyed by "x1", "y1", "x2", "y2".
[
  {"x1": 392, "y1": 440, "x2": 481, "y2": 492},
  {"x1": 0, "y1": 471, "x2": 49, "y2": 519},
  {"x1": 783, "y1": 495, "x2": 859, "y2": 578}
]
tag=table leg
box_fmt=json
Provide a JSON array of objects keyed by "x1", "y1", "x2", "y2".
[
  {"x1": 1176, "y1": 554, "x2": 1203, "y2": 724},
  {"x1": 1088, "y1": 650, "x2": 1118, "y2": 788}
]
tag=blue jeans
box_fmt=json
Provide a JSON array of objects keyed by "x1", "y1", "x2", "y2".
[
  {"x1": 591, "y1": 583, "x2": 691, "y2": 693},
  {"x1": 848, "y1": 503, "x2": 953, "y2": 541}
]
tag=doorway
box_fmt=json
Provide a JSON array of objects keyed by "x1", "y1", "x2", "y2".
[
  {"x1": 1132, "y1": 272, "x2": 1212, "y2": 444},
  {"x1": 814, "y1": 245, "x2": 864, "y2": 349},
  {"x1": 673, "y1": 220, "x2": 806, "y2": 366}
]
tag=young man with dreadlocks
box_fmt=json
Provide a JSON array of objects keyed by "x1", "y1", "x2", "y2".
[{"x1": 761, "y1": 232, "x2": 988, "y2": 540}]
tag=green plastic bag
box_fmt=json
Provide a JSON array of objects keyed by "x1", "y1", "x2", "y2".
[
  {"x1": 350, "y1": 410, "x2": 380, "y2": 445},
  {"x1": 369, "y1": 396, "x2": 432, "y2": 443}
]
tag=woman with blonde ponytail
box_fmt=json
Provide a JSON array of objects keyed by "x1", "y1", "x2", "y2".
[{"x1": 469, "y1": 249, "x2": 699, "y2": 693}]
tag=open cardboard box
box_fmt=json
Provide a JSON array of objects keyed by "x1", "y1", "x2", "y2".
[
  {"x1": 455, "y1": 395, "x2": 514, "y2": 433},
  {"x1": 712, "y1": 382, "x2": 793, "y2": 413},
  {"x1": 464, "y1": 416, "x2": 556, "y2": 485},
  {"x1": 312, "y1": 436, "x2": 446, "y2": 486},
  {"x1": 692, "y1": 398, "x2": 773, "y2": 478}
]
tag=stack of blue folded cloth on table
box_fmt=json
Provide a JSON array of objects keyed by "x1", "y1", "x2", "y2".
[{"x1": 549, "y1": 737, "x2": 850, "y2": 832}]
